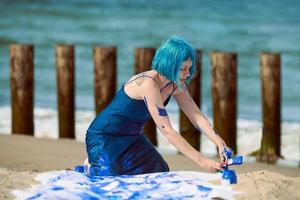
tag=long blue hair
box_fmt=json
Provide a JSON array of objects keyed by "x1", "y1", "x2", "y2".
[{"x1": 152, "y1": 36, "x2": 196, "y2": 89}]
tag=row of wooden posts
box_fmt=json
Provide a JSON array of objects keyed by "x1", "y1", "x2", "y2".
[{"x1": 10, "y1": 44, "x2": 281, "y2": 163}]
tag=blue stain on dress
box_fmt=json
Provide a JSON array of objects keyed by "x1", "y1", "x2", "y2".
[
  {"x1": 157, "y1": 105, "x2": 168, "y2": 117},
  {"x1": 85, "y1": 83, "x2": 169, "y2": 176}
]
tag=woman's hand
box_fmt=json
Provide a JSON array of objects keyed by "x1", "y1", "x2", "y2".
[{"x1": 197, "y1": 156, "x2": 222, "y2": 172}]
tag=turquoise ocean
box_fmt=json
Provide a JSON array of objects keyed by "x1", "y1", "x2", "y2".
[{"x1": 0, "y1": 0, "x2": 299, "y2": 163}]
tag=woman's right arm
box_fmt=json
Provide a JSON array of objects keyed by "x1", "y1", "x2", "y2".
[{"x1": 137, "y1": 79, "x2": 222, "y2": 172}]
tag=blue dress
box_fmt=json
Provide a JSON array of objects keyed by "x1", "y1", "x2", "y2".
[{"x1": 86, "y1": 78, "x2": 176, "y2": 176}]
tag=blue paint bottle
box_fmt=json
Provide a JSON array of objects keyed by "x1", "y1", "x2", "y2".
[
  {"x1": 223, "y1": 147, "x2": 233, "y2": 161},
  {"x1": 228, "y1": 156, "x2": 243, "y2": 165},
  {"x1": 221, "y1": 148, "x2": 243, "y2": 185},
  {"x1": 222, "y1": 169, "x2": 237, "y2": 184}
]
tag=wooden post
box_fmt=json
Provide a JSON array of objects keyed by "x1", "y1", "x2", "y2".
[
  {"x1": 10, "y1": 44, "x2": 34, "y2": 135},
  {"x1": 180, "y1": 49, "x2": 202, "y2": 150},
  {"x1": 134, "y1": 47, "x2": 157, "y2": 146},
  {"x1": 93, "y1": 47, "x2": 117, "y2": 114},
  {"x1": 56, "y1": 45, "x2": 75, "y2": 139},
  {"x1": 211, "y1": 52, "x2": 237, "y2": 152},
  {"x1": 259, "y1": 52, "x2": 281, "y2": 163}
]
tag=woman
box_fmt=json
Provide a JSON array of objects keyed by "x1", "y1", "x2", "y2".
[{"x1": 85, "y1": 36, "x2": 230, "y2": 176}]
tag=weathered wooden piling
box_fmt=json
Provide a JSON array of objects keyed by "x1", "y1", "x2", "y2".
[
  {"x1": 93, "y1": 47, "x2": 117, "y2": 114},
  {"x1": 134, "y1": 47, "x2": 157, "y2": 146},
  {"x1": 10, "y1": 44, "x2": 34, "y2": 135},
  {"x1": 211, "y1": 52, "x2": 237, "y2": 151},
  {"x1": 180, "y1": 49, "x2": 202, "y2": 150},
  {"x1": 56, "y1": 45, "x2": 75, "y2": 139},
  {"x1": 259, "y1": 52, "x2": 281, "y2": 163}
]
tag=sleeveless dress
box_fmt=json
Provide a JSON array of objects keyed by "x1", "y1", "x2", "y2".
[{"x1": 85, "y1": 77, "x2": 176, "y2": 176}]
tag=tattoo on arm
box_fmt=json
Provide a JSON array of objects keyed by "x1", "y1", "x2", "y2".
[
  {"x1": 156, "y1": 105, "x2": 168, "y2": 117},
  {"x1": 161, "y1": 125, "x2": 165, "y2": 129}
]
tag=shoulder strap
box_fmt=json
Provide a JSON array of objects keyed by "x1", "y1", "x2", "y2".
[
  {"x1": 160, "y1": 81, "x2": 173, "y2": 92},
  {"x1": 163, "y1": 82, "x2": 178, "y2": 106},
  {"x1": 171, "y1": 82, "x2": 177, "y2": 95}
]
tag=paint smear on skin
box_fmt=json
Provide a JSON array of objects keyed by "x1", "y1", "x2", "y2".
[{"x1": 157, "y1": 105, "x2": 168, "y2": 117}]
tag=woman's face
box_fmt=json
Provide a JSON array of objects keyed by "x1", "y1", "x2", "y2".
[{"x1": 179, "y1": 60, "x2": 192, "y2": 82}]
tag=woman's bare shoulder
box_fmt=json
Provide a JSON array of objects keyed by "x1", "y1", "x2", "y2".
[{"x1": 124, "y1": 70, "x2": 159, "y2": 99}]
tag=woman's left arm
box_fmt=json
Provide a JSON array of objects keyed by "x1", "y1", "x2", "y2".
[{"x1": 173, "y1": 83, "x2": 229, "y2": 161}]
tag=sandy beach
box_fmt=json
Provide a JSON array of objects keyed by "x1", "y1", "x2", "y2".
[{"x1": 0, "y1": 134, "x2": 299, "y2": 200}]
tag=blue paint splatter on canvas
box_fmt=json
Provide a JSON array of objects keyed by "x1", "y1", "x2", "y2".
[{"x1": 12, "y1": 170, "x2": 236, "y2": 199}]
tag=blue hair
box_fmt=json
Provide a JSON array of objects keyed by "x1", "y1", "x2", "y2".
[{"x1": 152, "y1": 36, "x2": 196, "y2": 89}]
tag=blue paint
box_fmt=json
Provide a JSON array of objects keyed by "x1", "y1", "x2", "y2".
[
  {"x1": 171, "y1": 180, "x2": 181, "y2": 183},
  {"x1": 157, "y1": 106, "x2": 168, "y2": 116},
  {"x1": 74, "y1": 165, "x2": 85, "y2": 173},
  {"x1": 15, "y1": 170, "x2": 237, "y2": 199},
  {"x1": 129, "y1": 191, "x2": 142, "y2": 199},
  {"x1": 223, "y1": 147, "x2": 233, "y2": 160},
  {"x1": 197, "y1": 185, "x2": 212, "y2": 192},
  {"x1": 78, "y1": 193, "x2": 100, "y2": 200},
  {"x1": 52, "y1": 186, "x2": 64, "y2": 191},
  {"x1": 220, "y1": 148, "x2": 243, "y2": 184},
  {"x1": 222, "y1": 169, "x2": 237, "y2": 184},
  {"x1": 90, "y1": 185, "x2": 106, "y2": 194},
  {"x1": 228, "y1": 156, "x2": 243, "y2": 165},
  {"x1": 27, "y1": 193, "x2": 42, "y2": 200}
]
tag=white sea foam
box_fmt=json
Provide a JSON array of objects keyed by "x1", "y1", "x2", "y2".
[{"x1": 0, "y1": 106, "x2": 299, "y2": 165}]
